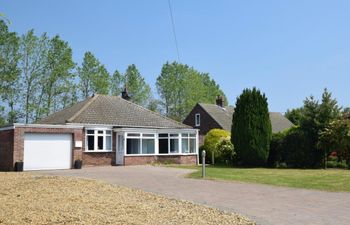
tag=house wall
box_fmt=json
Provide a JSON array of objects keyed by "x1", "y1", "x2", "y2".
[
  {"x1": 183, "y1": 104, "x2": 222, "y2": 146},
  {"x1": 124, "y1": 155, "x2": 197, "y2": 166},
  {"x1": 0, "y1": 129, "x2": 15, "y2": 171}
]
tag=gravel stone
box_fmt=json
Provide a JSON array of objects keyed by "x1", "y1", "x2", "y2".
[{"x1": 0, "y1": 173, "x2": 256, "y2": 225}]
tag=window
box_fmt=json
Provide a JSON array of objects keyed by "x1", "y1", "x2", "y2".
[
  {"x1": 126, "y1": 133, "x2": 155, "y2": 155},
  {"x1": 181, "y1": 133, "x2": 196, "y2": 153},
  {"x1": 195, "y1": 113, "x2": 200, "y2": 126},
  {"x1": 159, "y1": 133, "x2": 180, "y2": 154},
  {"x1": 86, "y1": 129, "x2": 112, "y2": 151}
]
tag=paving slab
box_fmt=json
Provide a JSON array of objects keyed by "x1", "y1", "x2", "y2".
[{"x1": 37, "y1": 166, "x2": 350, "y2": 225}]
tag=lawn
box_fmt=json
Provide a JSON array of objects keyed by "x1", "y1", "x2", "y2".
[
  {"x1": 172, "y1": 165, "x2": 350, "y2": 192},
  {"x1": 0, "y1": 173, "x2": 255, "y2": 225}
]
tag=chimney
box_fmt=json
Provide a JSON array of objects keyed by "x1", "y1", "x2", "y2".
[
  {"x1": 216, "y1": 95, "x2": 224, "y2": 107},
  {"x1": 121, "y1": 87, "x2": 131, "y2": 101}
]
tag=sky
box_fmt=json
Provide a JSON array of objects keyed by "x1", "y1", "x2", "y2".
[{"x1": 2, "y1": 0, "x2": 350, "y2": 112}]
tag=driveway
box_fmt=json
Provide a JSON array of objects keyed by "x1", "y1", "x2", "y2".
[{"x1": 38, "y1": 166, "x2": 350, "y2": 225}]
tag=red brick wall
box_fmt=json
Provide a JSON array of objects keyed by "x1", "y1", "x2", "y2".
[
  {"x1": 0, "y1": 129, "x2": 15, "y2": 171},
  {"x1": 11, "y1": 127, "x2": 83, "y2": 171},
  {"x1": 124, "y1": 155, "x2": 197, "y2": 166},
  {"x1": 82, "y1": 152, "x2": 115, "y2": 166},
  {"x1": 183, "y1": 104, "x2": 222, "y2": 146}
]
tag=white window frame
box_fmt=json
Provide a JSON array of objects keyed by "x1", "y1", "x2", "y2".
[
  {"x1": 195, "y1": 113, "x2": 200, "y2": 126},
  {"x1": 85, "y1": 129, "x2": 113, "y2": 152},
  {"x1": 181, "y1": 133, "x2": 197, "y2": 154},
  {"x1": 115, "y1": 129, "x2": 198, "y2": 156},
  {"x1": 126, "y1": 133, "x2": 156, "y2": 155}
]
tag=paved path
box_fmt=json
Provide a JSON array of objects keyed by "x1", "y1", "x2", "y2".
[{"x1": 38, "y1": 166, "x2": 350, "y2": 225}]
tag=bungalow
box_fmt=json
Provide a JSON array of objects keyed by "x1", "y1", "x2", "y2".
[
  {"x1": 183, "y1": 96, "x2": 294, "y2": 145},
  {"x1": 0, "y1": 94, "x2": 198, "y2": 171}
]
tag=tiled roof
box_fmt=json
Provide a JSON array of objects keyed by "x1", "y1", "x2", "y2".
[
  {"x1": 39, "y1": 95, "x2": 190, "y2": 129},
  {"x1": 198, "y1": 103, "x2": 294, "y2": 133}
]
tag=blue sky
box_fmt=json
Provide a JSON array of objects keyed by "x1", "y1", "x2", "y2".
[{"x1": 2, "y1": 0, "x2": 350, "y2": 112}]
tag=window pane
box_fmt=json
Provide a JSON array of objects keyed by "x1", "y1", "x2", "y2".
[
  {"x1": 142, "y1": 139, "x2": 155, "y2": 154},
  {"x1": 106, "y1": 130, "x2": 112, "y2": 135},
  {"x1": 143, "y1": 134, "x2": 155, "y2": 137},
  {"x1": 159, "y1": 133, "x2": 168, "y2": 138},
  {"x1": 98, "y1": 136, "x2": 104, "y2": 150},
  {"x1": 170, "y1": 134, "x2": 178, "y2": 137},
  {"x1": 182, "y1": 138, "x2": 189, "y2": 153},
  {"x1": 127, "y1": 133, "x2": 140, "y2": 137},
  {"x1": 87, "y1": 136, "x2": 95, "y2": 150},
  {"x1": 87, "y1": 130, "x2": 94, "y2": 135},
  {"x1": 170, "y1": 139, "x2": 179, "y2": 153},
  {"x1": 189, "y1": 133, "x2": 196, "y2": 137},
  {"x1": 189, "y1": 139, "x2": 196, "y2": 153},
  {"x1": 159, "y1": 139, "x2": 168, "y2": 154},
  {"x1": 182, "y1": 133, "x2": 189, "y2": 137},
  {"x1": 127, "y1": 139, "x2": 140, "y2": 154},
  {"x1": 106, "y1": 136, "x2": 112, "y2": 150},
  {"x1": 98, "y1": 130, "x2": 103, "y2": 134}
]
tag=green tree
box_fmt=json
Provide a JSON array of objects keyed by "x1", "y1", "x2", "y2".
[
  {"x1": 36, "y1": 35, "x2": 75, "y2": 118},
  {"x1": 18, "y1": 30, "x2": 49, "y2": 123},
  {"x1": 285, "y1": 108, "x2": 303, "y2": 126},
  {"x1": 156, "y1": 61, "x2": 226, "y2": 121},
  {"x1": 124, "y1": 64, "x2": 151, "y2": 107},
  {"x1": 0, "y1": 19, "x2": 20, "y2": 123},
  {"x1": 231, "y1": 87, "x2": 272, "y2": 167},
  {"x1": 110, "y1": 65, "x2": 152, "y2": 108},
  {"x1": 78, "y1": 51, "x2": 110, "y2": 99}
]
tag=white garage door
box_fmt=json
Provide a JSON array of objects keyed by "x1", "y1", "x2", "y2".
[{"x1": 24, "y1": 133, "x2": 72, "y2": 171}]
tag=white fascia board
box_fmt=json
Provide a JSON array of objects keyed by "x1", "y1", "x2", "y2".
[
  {"x1": 14, "y1": 123, "x2": 84, "y2": 129},
  {"x1": 113, "y1": 127, "x2": 197, "y2": 133},
  {"x1": 0, "y1": 125, "x2": 15, "y2": 131}
]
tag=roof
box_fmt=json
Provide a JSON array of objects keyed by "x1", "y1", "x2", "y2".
[
  {"x1": 39, "y1": 95, "x2": 190, "y2": 129},
  {"x1": 197, "y1": 103, "x2": 294, "y2": 133}
]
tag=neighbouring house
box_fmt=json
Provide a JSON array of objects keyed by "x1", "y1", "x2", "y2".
[
  {"x1": 0, "y1": 94, "x2": 198, "y2": 171},
  {"x1": 183, "y1": 96, "x2": 294, "y2": 145}
]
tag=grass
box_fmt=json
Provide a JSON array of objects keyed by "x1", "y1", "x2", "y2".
[{"x1": 169, "y1": 165, "x2": 350, "y2": 192}]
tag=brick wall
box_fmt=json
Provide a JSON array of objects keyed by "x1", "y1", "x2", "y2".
[
  {"x1": 183, "y1": 104, "x2": 222, "y2": 146},
  {"x1": 10, "y1": 126, "x2": 83, "y2": 171},
  {"x1": 0, "y1": 129, "x2": 14, "y2": 171},
  {"x1": 124, "y1": 155, "x2": 197, "y2": 166}
]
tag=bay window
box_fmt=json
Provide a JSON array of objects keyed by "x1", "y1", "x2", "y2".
[
  {"x1": 86, "y1": 129, "x2": 112, "y2": 151},
  {"x1": 181, "y1": 133, "x2": 196, "y2": 153}
]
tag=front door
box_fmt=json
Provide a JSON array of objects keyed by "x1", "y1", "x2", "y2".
[{"x1": 116, "y1": 134, "x2": 124, "y2": 165}]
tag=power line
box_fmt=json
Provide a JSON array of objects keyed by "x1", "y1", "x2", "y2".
[{"x1": 168, "y1": 0, "x2": 181, "y2": 62}]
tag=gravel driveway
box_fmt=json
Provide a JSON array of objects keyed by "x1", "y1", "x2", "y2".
[{"x1": 38, "y1": 166, "x2": 350, "y2": 225}]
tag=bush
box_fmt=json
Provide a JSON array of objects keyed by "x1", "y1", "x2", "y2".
[
  {"x1": 280, "y1": 127, "x2": 315, "y2": 168},
  {"x1": 267, "y1": 132, "x2": 286, "y2": 167},
  {"x1": 203, "y1": 129, "x2": 231, "y2": 164},
  {"x1": 216, "y1": 139, "x2": 235, "y2": 165}
]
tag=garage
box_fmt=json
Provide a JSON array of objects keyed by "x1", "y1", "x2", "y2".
[{"x1": 24, "y1": 133, "x2": 72, "y2": 171}]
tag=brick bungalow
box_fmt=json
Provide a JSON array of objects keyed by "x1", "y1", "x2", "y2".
[
  {"x1": 183, "y1": 96, "x2": 294, "y2": 145},
  {"x1": 0, "y1": 94, "x2": 198, "y2": 171}
]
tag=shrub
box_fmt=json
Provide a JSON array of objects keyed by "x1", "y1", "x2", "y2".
[
  {"x1": 216, "y1": 139, "x2": 235, "y2": 165},
  {"x1": 267, "y1": 131, "x2": 286, "y2": 167},
  {"x1": 231, "y1": 88, "x2": 272, "y2": 167},
  {"x1": 203, "y1": 129, "x2": 231, "y2": 164},
  {"x1": 280, "y1": 127, "x2": 315, "y2": 168}
]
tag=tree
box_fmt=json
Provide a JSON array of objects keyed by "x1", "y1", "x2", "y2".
[
  {"x1": 0, "y1": 19, "x2": 20, "y2": 123},
  {"x1": 110, "y1": 65, "x2": 152, "y2": 108},
  {"x1": 156, "y1": 61, "x2": 226, "y2": 121},
  {"x1": 78, "y1": 51, "x2": 110, "y2": 99},
  {"x1": 124, "y1": 64, "x2": 151, "y2": 107},
  {"x1": 285, "y1": 108, "x2": 303, "y2": 126},
  {"x1": 35, "y1": 35, "x2": 75, "y2": 118},
  {"x1": 318, "y1": 119, "x2": 350, "y2": 168},
  {"x1": 18, "y1": 30, "x2": 49, "y2": 123},
  {"x1": 110, "y1": 69, "x2": 124, "y2": 96},
  {"x1": 231, "y1": 87, "x2": 272, "y2": 167}
]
